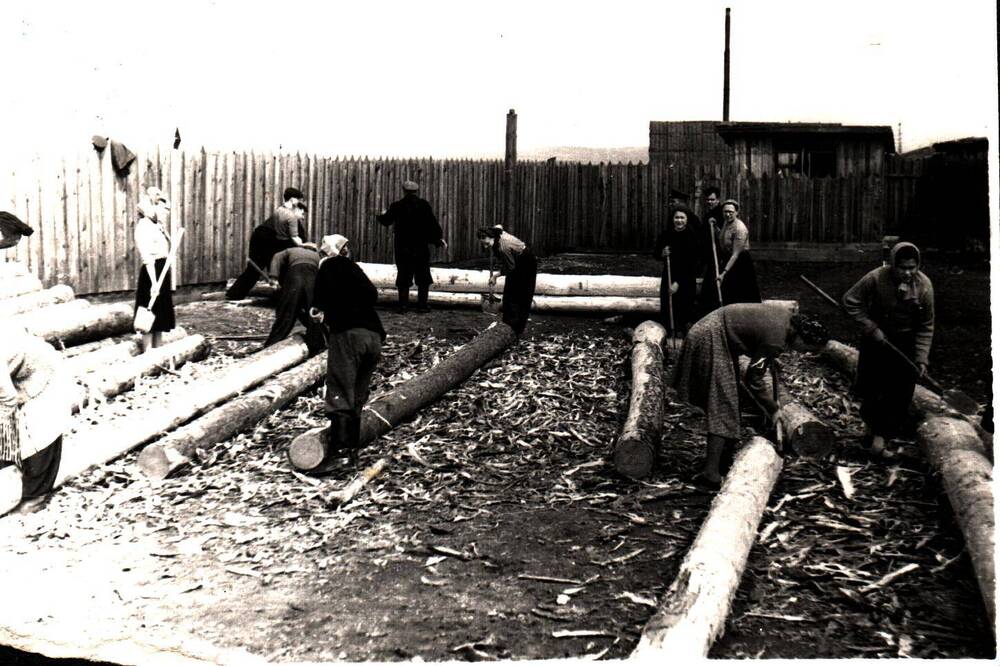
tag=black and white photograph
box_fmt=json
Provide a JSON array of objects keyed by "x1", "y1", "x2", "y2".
[{"x1": 0, "y1": 0, "x2": 996, "y2": 662}]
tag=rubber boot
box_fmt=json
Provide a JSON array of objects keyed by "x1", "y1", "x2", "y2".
[
  {"x1": 415, "y1": 285, "x2": 430, "y2": 313},
  {"x1": 397, "y1": 287, "x2": 410, "y2": 313},
  {"x1": 346, "y1": 415, "x2": 362, "y2": 468}
]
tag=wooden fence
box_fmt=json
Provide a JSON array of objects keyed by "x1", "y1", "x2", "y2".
[{"x1": 1, "y1": 147, "x2": 895, "y2": 295}]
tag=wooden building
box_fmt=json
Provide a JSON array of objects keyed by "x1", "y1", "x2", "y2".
[{"x1": 650, "y1": 121, "x2": 895, "y2": 177}]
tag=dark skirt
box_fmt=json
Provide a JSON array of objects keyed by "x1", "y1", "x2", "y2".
[
  {"x1": 660, "y1": 272, "x2": 698, "y2": 333},
  {"x1": 720, "y1": 251, "x2": 761, "y2": 305},
  {"x1": 502, "y1": 248, "x2": 537, "y2": 335},
  {"x1": 135, "y1": 257, "x2": 175, "y2": 332},
  {"x1": 856, "y1": 334, "x2": 918, "y2": 438},
  {"x1": 0, "y1": 436, "x2": 62, "y2": 499}
]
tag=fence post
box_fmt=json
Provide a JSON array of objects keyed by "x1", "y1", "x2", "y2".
[{"x1": 503, "y1": 109, "x2": 517, "y2": 229}]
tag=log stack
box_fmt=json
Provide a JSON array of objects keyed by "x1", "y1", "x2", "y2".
[
  {"x1": 13, "y1": 300, "x2": 135, "y2": 347},
  {"x1": 613, "y1": 321, "x2": 667, "y2": 479}
]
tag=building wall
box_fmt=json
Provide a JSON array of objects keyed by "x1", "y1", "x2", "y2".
[{"x1": 649, "y1": 121, "x2": 731, "y2": 168}]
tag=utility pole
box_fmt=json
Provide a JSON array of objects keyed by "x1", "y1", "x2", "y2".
[
  {"x1": 723, "y1": 8, "x2": 731, "y2": 121},
  {"x1": 503, "y1": 109, "x2": 517, "y2": 228},
  {"x1": 897, "y1": 122, "x2": 903, "y2": 153}
]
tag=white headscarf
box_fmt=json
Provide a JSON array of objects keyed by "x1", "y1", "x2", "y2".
[{"x1": 320, "y1": 234, "x2": 349, "y2": 257}]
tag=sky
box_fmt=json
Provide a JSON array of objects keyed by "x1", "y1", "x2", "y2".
[{"x1": 1, "y1": 0, "x2": 997, "y2": 159}]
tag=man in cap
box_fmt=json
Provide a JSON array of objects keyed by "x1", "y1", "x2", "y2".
[
  {"x1": 264, "y1": 244, "x2": 326, "y2": 352},
  {"x1": 227, "y1": 186, "x2": 309, "y2": 300},
  {"x1": 310, "y1": 234, "x2": 386, "y2": 465},
  {"x1": 376, "y1": 180, "x2": 447, "y2": 313}
]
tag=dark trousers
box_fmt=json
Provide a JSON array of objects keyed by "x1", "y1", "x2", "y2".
[
  {"x1": 394, "y1": 247, "x2": 433, "y2": 289},
  {"x1": 227, "y1": 226, "x2": 293, "y2": 300},
  {"x1": 0, "y1": 436, "x2": 63, "y2": 499},
  {"x1": 502, "y1": 249, "x2": 537, "y2": 335},
  {"x1": 856, "y1": 335, "x2": 917, "y2": 439},
  {"x1": 325, "y1": 328, "x2": 382, "y2": 449},
  {"x1": 264, "y1": 264, "x2": 325, "y2": 352}
]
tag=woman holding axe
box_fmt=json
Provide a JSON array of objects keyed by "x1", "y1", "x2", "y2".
[{"x1": 133, "y1": 186, "x2": 179, "y2": 352}]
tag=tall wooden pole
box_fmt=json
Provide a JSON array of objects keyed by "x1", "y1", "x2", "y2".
[
  {"x1": 504, "y1": 109, "x2": 517, "y2": 228},
  {"x1": 723, "y1": 8, "x2": 731, "y2": 122}
]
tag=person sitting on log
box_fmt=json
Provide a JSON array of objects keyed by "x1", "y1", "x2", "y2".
[
  {"x1": 478, "y1": 225, "x2": 537, "y2": 335},
  {"x1": 653, "y1": 205, "x2": 702, "y2": 336},
  {"x1": 1, "y1": 325, "x2": 74, "y2": 513},
  {"x1": 376, "y1": 180, "x2": 447, "y2": 313},
  {"x1": 0, "y1": 211, "x2": 34, "y2": 250},
  {"x1": 226, "y1": 187, "x2": 309, "y2": 300},
  {"x1": 310, "y1": 234, "x2": 386, "y2": 466},
  {"x1": 263, "y1": 245, "x2": 327, "y2": 353},
  {"x1": 843, "y1": 241, "x2": 935, "y2": 460},
  {"x1": 670, "y1": 303, "x2": 830, "y2": 489},
  {"x1": 134, "y1": 187, "x2": 177, "y2": 351}
]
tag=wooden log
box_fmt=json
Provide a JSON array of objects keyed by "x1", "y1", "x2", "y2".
[
  {"x1": 71, "y1": 334, "x2": 211, "y2": 413},
  {"x1": 65, "y1": 328, "x2": 189, "y2": 376},
  {"x1": 13, "y1": 300, "x2": 134, "y2": 347},
  {"x1": 0, "y1": 261, "x2": 29, "y2": 278},
  {"x1": 0, "y1": 335, "x2": 312, "y2": 517},
  {"x1": 822, "y1": 340, "x2": 992, "y2": 455},
  {"x1": 738, "y1": 357, "x2": 836, "y2": 458},
  {"x1": 289, "y1": 321, "x2": 518, "y2": 472},
  {"x1": 917, "y1": 417, "x2": 995, "y2": 630},
  {"x1": 137, "y1": 353, "x2": 326, "y2": 479},
  {"x1": 613, "y1": 321, "x2": 667, "y2": 479},
  {"x1": 0, "y1": 285, "x2": 74, "y2": 318},
  {"x1": 633, "y1": 436, "x2": 783, "y2": 658},
  {"x1": 0, "y1": 274, "x2": 43, "y2": 299},
  {"x1": 377, "y1": 288, "x2": 481, "y2": 309}
]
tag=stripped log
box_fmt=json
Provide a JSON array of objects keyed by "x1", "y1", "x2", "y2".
[
  {"x1": 13, "y1": 301, "x2": 134, "y2": 347},
  {"x1": 71, "y1": 335, "x2": 211, "y2": 413},
  {"x1": 0, "y1": 285, "x2": 74, "y2": 318},
  {"x1": 137, "y1": 354, "x2": 326, "y2": 479},
  {"x1": 0, "y1": 274, "x2": 43, "y2": 299},
  {"x1": 0, "y1": 261, "x2": 29, "y2": 278},
  {"x1": 0, "y1": 336, "x2": 312, "y2": 517},
  {"x1": 633, "y1": 436, "x2": 783, "y2": 658},
  {"x1": 822, "y1": 340, "x2": 991, "y2": 455},
  {"x1": 917, "y1": 417, "x2": 995, "y2": 630},
  {"x1": 201, "y1": 281, "x2": 276, "y2": 302},
  {"x1": 613, "y1": 321, "x2": 667, "y2": 479},
  {"x1": 738, "y1": 357, "x2": 835, "y2": 458},
  {"x1": 66, "y1": 328, "x2": 188, "y2": 376},
  {"x1": 377, "y1": 288, "x2": 480, "y2": 309},
  {"x1": 289, "y1": 322, "x2": 518, "y2": 472}
]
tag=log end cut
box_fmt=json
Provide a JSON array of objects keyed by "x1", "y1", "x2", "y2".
[
  {"x1": 287, "y1": 426, "x2": 330, "y2": 472},
  {"x1": 786, "y1": 420, "x2": 836, "y2": 459},
  {"x1": 613, "y1": 435, "x2": 656, "y2": 480},
  {"x1": 136, "y1": 444, "x2": 192, "y2": 481}
]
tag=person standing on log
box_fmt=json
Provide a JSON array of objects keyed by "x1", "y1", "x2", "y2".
[
  {"x1": 376, "y1": 180, "x2": 447, "y2": 313},
  {"x1": 670, "y1": 303, "x2": 829, "y2": 489},
  {"x1": 264, "y1": 245, "x2": 326, "y2": 352},
  {"x1": 478, "y1": 225, "x2": 537, "y2": 335},
  {"x1": 703, "y1": 199, "x2": 761, "y2": 310},
  {"x1": 843, "y1": 241, "x2": 935, "y2": 459},
  {"x1": 0, "y1": 211, "x2": 34, "y2": 250},
  {"x1": 0, "y1": 325, "x2": 74, "y2": 512},
  {"x1": 134, "y1": 187, "x2": 176, "y2": 351},
  {"x1": 226, "y1": 187, "x2": 309, "y2": 300},
  {"x1": 653, "y1": 206, "x2": 702, "y2": 335},
  {"x1": 310, "y1": 234, "x2": 386, "y2": 466}
]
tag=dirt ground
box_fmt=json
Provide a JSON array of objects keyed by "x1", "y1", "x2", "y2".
[{"x1": 1, "y1": 252, "x2": 993, "y2": 663}]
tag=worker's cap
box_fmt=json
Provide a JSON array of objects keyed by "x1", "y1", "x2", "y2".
[
  {"x1": 320, "y1": 234, "x2": 350, "y2": 256},
  {"x1": 402, "y1": 180, "x2": 419, "y2": 192},
  {"x1": 146, "y1": 186, "x2": 171, "y2": 209}
]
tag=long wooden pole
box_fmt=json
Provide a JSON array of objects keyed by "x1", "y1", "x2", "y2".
[
  {"x1": 723, "y1": 8, "x2": 731, "y2": 122},
  {"x1": 504, "y1": 109, "x2": 517, "y2": 229}
]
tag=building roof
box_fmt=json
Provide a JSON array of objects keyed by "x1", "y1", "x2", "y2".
[{"x1": 714, "y1": 121, "x2": 894, "y2": 143}]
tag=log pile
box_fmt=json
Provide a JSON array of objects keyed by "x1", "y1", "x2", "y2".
[
  {"x1": 0, "y1": 273, "x2": 43, "y2": 299},
  {"x1": 613, "y1": 321, "x2": 667, "y2": 479},
  {"x1": 13, "y1": 300, "x2": 135, "y2": 347},
  {"x1": 0, "y1": 285, "x2": 75, "y2": 317}
]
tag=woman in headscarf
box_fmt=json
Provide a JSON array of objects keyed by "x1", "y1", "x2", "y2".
[
  {"x1": 478, "y1": 225, "x2": 537, "y2": 335},
  {"x1": 714, "y1": 199, "x2": 761, "y2": 306},
  {"x1": 652, "y1": 206, "x2": 702, "y2": 335},
  {"x1": 843, "y1": 241, "x2": 934, "y2": 459},
  {"x1": 0, "y1": 211, "x2": 34, "y2": 250},
  {"x1": 671, "y1": 303, "x2": 830, "y2": 488},
  {"x1": 1, "y1": 325, "x2": 73, "y2": 512},
  {"x1": 133, "y1": 186, "x2": 176, "y2": 351}
]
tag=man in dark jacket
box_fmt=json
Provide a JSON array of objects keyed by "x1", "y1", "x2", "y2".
[
  {"x1": 376, "y1": 180, "x2": 447, "y2": 312},
  {"x1": 263, "y1": 245, "x2": 326, "y2": 352},
  {"x1": 226, "y1": 187, "x2": 307, "y2": 300},
  {"x1": 310, "y1": 234, "x2": 386, "y2": 465}
]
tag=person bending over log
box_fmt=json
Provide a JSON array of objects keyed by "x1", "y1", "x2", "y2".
[
  {"x1": 653, "y1": 205, "x2": 702, "y2": 335},
  {"x1": 134, "y1": 187, "x2": 177, "y2": 351},
  {"x1": 843, "y1": 241, "x2": 935, "y2": 460},
  {"x1": 478, "y1": 225, "x2": 537, "y2": 335},
  {"x1": 670, "y1": 303, "x2": 829, "y2": 489},
  {"x1": 264, "y1": 245, "x2": 327, "y2": 353},
  {"x1": 226, "y1": 187, "x2": 309, "y2": 300},
  {"x1": 1, "y1": 325, "x2": 74, "y2": 512},
  {"x1": 376, "y1": 180, "x2": 447, "y2": 313},
  {"x1": 310, "y1": 234, "x2": 386, "y2": 466},
  {"x1": 0, "y1": 211, "x2": 34, "y2": 250}
]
